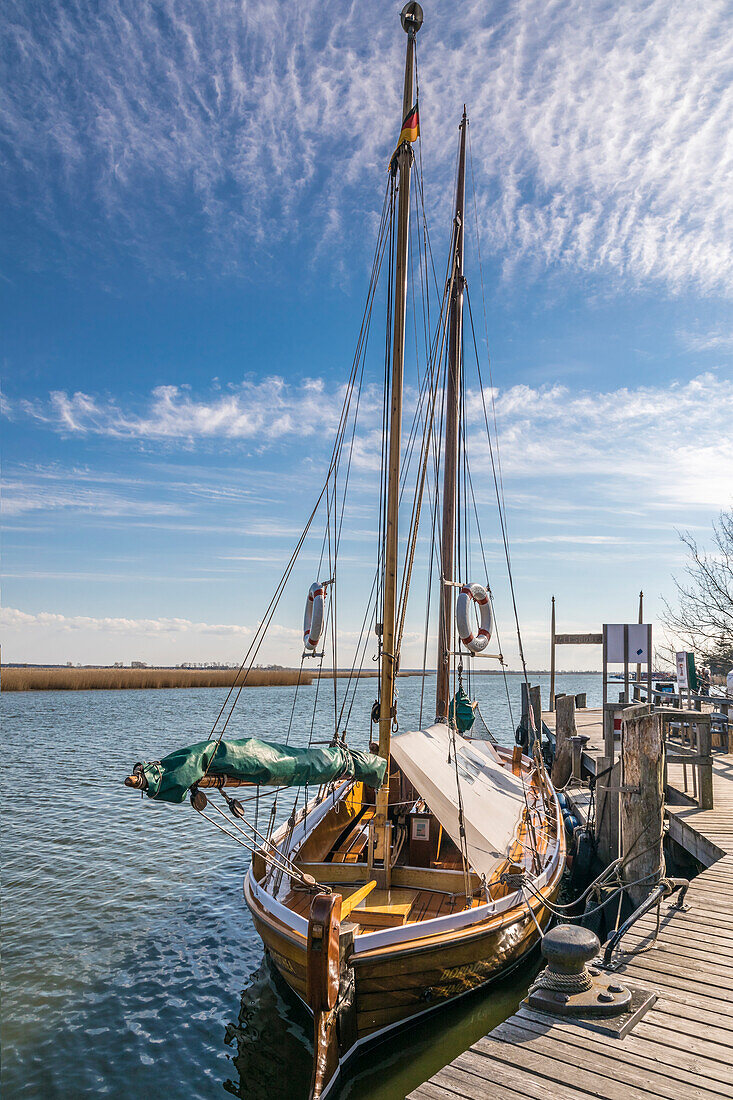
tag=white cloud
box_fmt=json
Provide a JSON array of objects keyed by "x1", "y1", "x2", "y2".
[
  {"x1": 466, "y1": 371, "x2": 733, "y2": 510},
  {"x1": 19, "y1": 377, "x2": 367, "y2": 443},
  {"x1": 3, "y1": 0, "x2": 732, "y2": 293},
  {"x1": 0, "y1": 605, "x2": 298, "y2": 665},
  {"x1": 677, "y1": 328, "x2": 733, "y2": 353},
  {"x1": 12, "y1": 370, "x2": 733, "y2": 517},
  {"x1": 0, "y1": 605, "x2": 382, "y2": 666},
  {"x1": 0, "y1": 606, "x2": 250, "y2": 635},
  {"x1": 1, "y1": 476, "x2": 186, "y2": 517}
]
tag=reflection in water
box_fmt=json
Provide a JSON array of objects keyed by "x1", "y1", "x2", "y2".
[
  {"x1": 226, "y1": 951, "x2": 543, "y2": 1100},
  {"x1": 225, "y1": 959, "x2": 312, "y2": 1099},
  {"x1": 343, "y1": 956, "x2": 544, "y2": 1100}
]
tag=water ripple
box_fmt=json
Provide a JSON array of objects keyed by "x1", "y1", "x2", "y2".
[{"x1": 1, "y1": 674, "x2": 601, "y2": 1098}]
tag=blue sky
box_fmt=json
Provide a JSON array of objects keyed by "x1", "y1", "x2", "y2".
[{"x1": 2, "y1": 0, "x2": 732, "y2": 669}]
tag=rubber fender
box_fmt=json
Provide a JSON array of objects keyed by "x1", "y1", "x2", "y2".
[{"x1": 571, "y1": 831, "x2": 595, "y2": 894}]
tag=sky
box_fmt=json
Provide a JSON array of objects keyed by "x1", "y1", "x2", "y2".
[{"x1": 1, "y1": 0, "x2": 732, "y2": 671}]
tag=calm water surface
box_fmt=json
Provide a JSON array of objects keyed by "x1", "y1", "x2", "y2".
[{"x1": 1, "y1": 672, "x2": 601, "y2": 1099}]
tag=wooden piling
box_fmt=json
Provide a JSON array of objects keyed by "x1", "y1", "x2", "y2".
[
  {"x1": 551, "y1": 694, "x2": 575, "y2": 788},
  {"x1": 520, "y1": 681, "x2": 530, "y2": 728},
  {"x1": 529, "y1": 685, "x2": 542, "y2": 750},
  {"x1": 594, "y1": 754, "x2": 621, "y2": 866},
  {"x1": 620, "y1": 704, "x2": 664, "y2": 908}
]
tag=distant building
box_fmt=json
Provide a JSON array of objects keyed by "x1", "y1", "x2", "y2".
[{"x1": 131, "y1": 661, "x2": 147, "y2": 669}]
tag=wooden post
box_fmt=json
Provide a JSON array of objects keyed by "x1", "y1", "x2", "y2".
[
  {"x1": 549, "y1": 596, "x2": 556, "y2": 711},
  {"x1": 552, "y1": 694, "x2": 575, "y2": 787},
  {"x1": 595, "y1": 755, "x2": 621, "y2": 866},
  {"x1": 570, "y1": 735, "x2": 588, "y2": 782},
  {"x1": 603, "y1": 703, "x2": 616, "y2": 759},
  {"x1": 620, "y1": 705, "x2": 664, "y2": 908},
  {"x1": 520, "y1": 681, "x2": 530, "y2": 733},
  {"x1": 697, "y1": 717, "x2": 713, "y2": 811},
  {"x1": 530, "y1": 684, "x2": 542, "y2": 751}
]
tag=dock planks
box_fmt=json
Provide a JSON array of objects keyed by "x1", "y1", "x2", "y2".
[{"x1": 409, "y1": 709, "x2": 733, "y2": 1100}]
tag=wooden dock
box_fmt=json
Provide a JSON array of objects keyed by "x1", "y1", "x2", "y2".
[{"x1": 408, "y1": 708, "x2": 733, "y2": 1100}]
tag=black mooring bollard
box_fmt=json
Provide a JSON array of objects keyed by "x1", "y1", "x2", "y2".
[{"x1": 528, "y1": 924, "x2": 631, "y2": 1017}]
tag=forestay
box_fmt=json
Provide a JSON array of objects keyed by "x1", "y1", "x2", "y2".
[{"x1": 390, "y1": 724, "x2": 528, "y2": 881}]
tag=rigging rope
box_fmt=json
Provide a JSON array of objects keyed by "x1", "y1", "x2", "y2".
[{"x1": 202, "y1": 174, "x2": 394, "y2": 777}]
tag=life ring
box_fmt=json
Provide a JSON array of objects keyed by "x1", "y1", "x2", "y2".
[
  {"x1": 303, "y1": 582, "x2": 326, "y2": 652},
  {"x1": 456, "y1": 582, "x2": 493, "y2": 653}
]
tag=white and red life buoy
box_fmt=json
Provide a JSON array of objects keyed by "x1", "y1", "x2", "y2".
[
  {"x1": 456, "y1": 582, "x2": 493, "y2": 654},
  {"x1": 303, "y1": 582, "x2": 326, "y2": 652}
]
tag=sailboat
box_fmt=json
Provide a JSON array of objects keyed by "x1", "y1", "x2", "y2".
[{"x1": 124, "y1": 5, "x2": 565, "y2": 1098}]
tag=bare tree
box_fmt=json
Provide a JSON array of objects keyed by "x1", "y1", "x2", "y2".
[{"x1": 663, "y1": 510, "x2": 733, "y2": 674}]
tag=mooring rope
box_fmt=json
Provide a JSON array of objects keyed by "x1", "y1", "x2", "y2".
[{"x1": 529, "y1": 966, "x2": 593, "y2": 995}]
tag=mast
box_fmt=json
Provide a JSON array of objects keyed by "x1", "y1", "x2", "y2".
[
  {"x1": 436, "y1": 109, "x2": 468, "y2": 722},
  {"x1": 374, "y1": 2, "x2": 422, "y2": 878}
]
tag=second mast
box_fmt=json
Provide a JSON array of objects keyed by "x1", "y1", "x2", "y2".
[{"x1": 436, "y1": 109, "x2": 468, "y2": 722}]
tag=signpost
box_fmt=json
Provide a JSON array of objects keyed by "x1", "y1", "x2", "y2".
[
  {"x1": 676, "y1": 651, "x2": 689, "y2": 691},
  {"x1": 675, "y1": 650, "x2": 698, "y2": 706},
  {"x1": 548, "y1": 598, "x2": 652, "y2": 712}
]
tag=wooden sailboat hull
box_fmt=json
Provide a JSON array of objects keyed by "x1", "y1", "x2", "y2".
[
  {"x1": 242, "y1": 740, "x2": 566, "y2": 1099},
  {"x1": 352, "y1": 889, "x2": 558, "y2": 1037},
  {"x1": 244, "y1": 839, "x2": 563, "y2": 1088}
]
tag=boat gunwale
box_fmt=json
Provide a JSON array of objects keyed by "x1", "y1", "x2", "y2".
[
  {"x1": 244, "y1": 842, "x2": 563, "y2": 963},
  {"x1": 244, "y1": 746, "x2": 565, "y2": 955}
]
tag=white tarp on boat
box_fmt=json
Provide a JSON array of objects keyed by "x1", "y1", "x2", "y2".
[{"x1": 390, "y1": 723, "x2": 528, "y2": 882}]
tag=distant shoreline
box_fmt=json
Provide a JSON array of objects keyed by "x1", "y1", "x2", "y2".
[{"x1": 1, "y1": 666, "x2": 602, "y2": 691}]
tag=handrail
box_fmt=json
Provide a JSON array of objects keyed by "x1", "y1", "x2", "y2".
[{"x1": 603, "y1": 877, "x2": 689, "y2": 966}]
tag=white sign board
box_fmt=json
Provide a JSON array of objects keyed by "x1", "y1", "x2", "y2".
[
  {"x1": 605, "y1": 624, "x2": 650, "y2": 664},
  {"x1": 676, "y1": 651, "x2": 689, "y2": 690}
]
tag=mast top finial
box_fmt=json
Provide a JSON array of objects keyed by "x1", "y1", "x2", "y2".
[{"x1": 401, "y1": 2, "x2": 423, "y2": 35}]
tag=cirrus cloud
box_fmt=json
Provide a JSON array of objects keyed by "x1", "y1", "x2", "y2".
[{"x1": 1, "y1": 0, "x2": 732, "y2": 293}]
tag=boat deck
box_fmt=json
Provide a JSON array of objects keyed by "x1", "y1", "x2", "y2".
[
  {"x1": 281, "y1": 881, "x2": 470, "y2": 926},
  {"x1": 408, "y1": 719, "x2": 733, "y2": 1100},
  {"x1": 271, "y1": 746, "x2": 556, "y2": 934}
]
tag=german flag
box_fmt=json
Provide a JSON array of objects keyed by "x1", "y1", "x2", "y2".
[
  {"x1": 389, "y1": 103, "x2": 420, "y2": 167},
  {"x1": 398, "y1": 103, "x2": 420, "y2": 145}
]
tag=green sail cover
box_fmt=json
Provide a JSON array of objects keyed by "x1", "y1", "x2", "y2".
[
  {"x1": 141, "y1": 737, "x2": 387, "y2": 804},
  {"x1": 449, "y1": 687, "x2": 476, "y2": 733}
]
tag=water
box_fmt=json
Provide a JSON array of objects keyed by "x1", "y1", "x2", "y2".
[{"x1": 1, "y1": 672, "x2": 601, "y2": 1099}]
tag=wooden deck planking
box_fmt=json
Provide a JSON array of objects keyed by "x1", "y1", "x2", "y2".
[{"x1": 409, "y1": 712, "x2": 733, "y2": 1100}]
